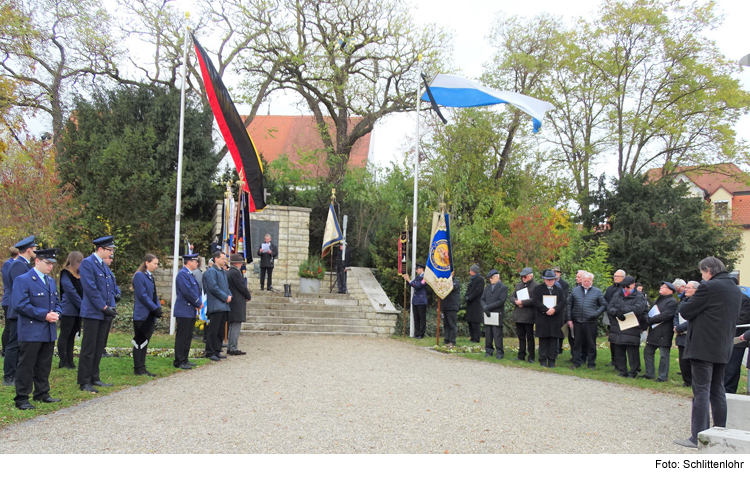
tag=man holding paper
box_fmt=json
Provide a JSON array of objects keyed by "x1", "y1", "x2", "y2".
[
  {"x1": 481, "y1": 269, "x2": 508, "y2": 359},
  {"x1": 510, "y1": 267, "x2": 538, "y2": 363},
  {"x1": 532, "y1": 270, "x2": 566, "y2": 368},
  {"x1": 607, "y1": 275, "x2": 648, "y2": 378},
  {"x1": 643, "y1": 282, "x2": 678, "y2": 382}
]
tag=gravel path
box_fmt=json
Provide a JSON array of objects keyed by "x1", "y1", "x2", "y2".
[{"x1": 0, "y1": 336, "x2": 694, "y2": 454}]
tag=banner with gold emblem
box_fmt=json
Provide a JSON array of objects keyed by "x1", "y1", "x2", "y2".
[{"x1": 424, "y1": 208, "x2": 454, "y2": 299}]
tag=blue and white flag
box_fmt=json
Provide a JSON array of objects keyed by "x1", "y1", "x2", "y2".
[
  {"x1": 421, "y1": 74, "x2": 555, "y2": 133},
  {"x1": 199, "y1": 293, "x2": 208, "y2": 322},
  {"x1": 321, "y1": 202, "x2": 343, "y2": 257},
  {"x1": 424, "y1": 210, "x2": 454, "y2": 299}
]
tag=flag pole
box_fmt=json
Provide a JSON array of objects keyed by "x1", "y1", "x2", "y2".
[
  {"x1": 436, "y1": 299, "x2": 441, "y2": 346},
  {"x1": 329, "y1": 189, "x2": 336, "y2": 292},
  {"x1": 410, "y1": 55, "x2": 422, "y2": 338},
  {"x1": 402, "y1": 217, "x2": 408, "y2": 338},
  {"x1": 169, "y1": 14, "x2": 190, "y2": 335}
]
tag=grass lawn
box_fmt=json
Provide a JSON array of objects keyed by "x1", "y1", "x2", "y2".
[
  {"x1": 0, "y1": 332, "x2": 209, "y2": 429},
  {"x1": 394, "y1": 335, "x2": 749, "y2": 397}
]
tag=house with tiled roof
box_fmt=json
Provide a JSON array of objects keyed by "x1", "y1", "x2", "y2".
[
  {"x1": 243, "y1": 115, "x2": 371, "y2": 178},
  {"x1": 647, "y1": 162, "x2": 750, "y2": 282}
]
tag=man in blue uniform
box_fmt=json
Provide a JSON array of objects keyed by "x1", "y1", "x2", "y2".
[
  {"x1": 77, "y1": 236, "x2": 117, "y2": 393},
  {"x1": 11, "y1": 249, "x2": 62, "y2": 409},
  {"x1": 173, "y1": 253, "x2": 203, "y2": 369},
  {"x1": 2, "y1": 246, "x2": 20, "y2": 356},
  {"x1": 4, "y1": 236, "x2": 38, "y2": 386},
  {"x1": 402, "y1": 263, "x2": 428, "y2": 339}
]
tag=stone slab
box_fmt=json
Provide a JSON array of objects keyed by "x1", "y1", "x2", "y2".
[
  {"x1": 351, "y1": 267, "x2": 399, "y2": 314},
  {"x1": 726, "y1": 393, "x2": 750, "y2": 431},
  {"x1": 698, "y1": 427, "x2": 750, "y2": 453}
]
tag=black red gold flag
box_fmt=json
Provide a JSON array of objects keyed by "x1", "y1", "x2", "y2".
[{"x1": 192, "y1": 33, "x2": 266, "y2": 212}]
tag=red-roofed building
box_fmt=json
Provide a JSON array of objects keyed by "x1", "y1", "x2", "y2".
[
  {"x1": 647, "y1": 163, "x2": 750, "y2": 281},
  {"x1": 243, "y1": 115, "x2": 371, "y2": 178}
]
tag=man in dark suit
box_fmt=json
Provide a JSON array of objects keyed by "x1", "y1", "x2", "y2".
[
  {"x1": 481, "y1": 269, "x2": 508, "y2": 359},
  {"x1": 173, "y1": 254, "x2": 203, "y2": 369},
  {"x1": 257, "y1": 234, "x2": 278, "y2": 291},
  {"x1": 4, "y1": 236, "x2": 38, "y2": 387},
  {"x1": 675, "y1": 257, "x2": 743, "y2": 449},
  {"x1": 465, "y1": 265, "x2": 485, "y2": 343},
  {"x1": 77, "y1": 236, "x2": 117, "y2": 393},
  {"x1": 227, "y1": 253, "x2": 251, "y2": 355},
  {"x1": 11, "y1": 249, "x2": 62, "y2": 409}
]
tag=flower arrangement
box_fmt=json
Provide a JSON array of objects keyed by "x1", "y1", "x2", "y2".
[{"x1": 298, "y1": 257, "x2": 325, "y2": 280}]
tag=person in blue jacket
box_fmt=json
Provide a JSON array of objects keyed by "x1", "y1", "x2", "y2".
[
  {"x1": 11, "y1": 248, "x2": 62, "y2": 410},
  {"x1": 132, "y1": 254, "x2": 161, "y2": 376},
  {"x1": 4, "y1": 236, "x2": 37, "y2": 387},
  {"x1": 203, "y1": 251, "x2": 232, "y2": 361},
  {"x1": 402, "y1": 263, "x2": 428, "y2": 339},
  {"x1": 2, "y1": 246, "x2": 19, "y2": 356},
  {"x1": 77, "y1": 236, "x2": 117, "y2": 393},
  {"x1": 173, "y1": 253, "x2": 203, "y2": 370}
]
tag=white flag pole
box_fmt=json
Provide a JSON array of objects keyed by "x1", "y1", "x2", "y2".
[
  {"x1": 170, "y1": 14, "x2": 190, "y2": 335},
  {"x1": 410, "y1": 56, "x2": 422, "y2": 338}
]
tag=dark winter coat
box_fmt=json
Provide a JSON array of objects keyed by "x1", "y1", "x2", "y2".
[
  {"x1": 681, "y1": 272, "x2": 742, "y2": 364},
  {"x1": 733, "y1": 296, "x2": 750, "y2": 348},
  {"x1": 227, "y1": 266, "x2": 251, "y2": 322},
  {"x1": 481, "y1": 281, "x2": 508, "y2": 323},
  {"x1": 646, "y1": 294, "x2": 678, "y2": 348},
  {"x1": 442, "y1": 278, "x2": 461, "y2": 312},
  {"x1": 532, "y1": 283, "x2": 566, "y2": 338},
  {"x1": 465, "y1": 273, "x2": 485, "y2": 324},
  {"x1": 607, "y1": 288, "x2": 648, "y2": 346},
  {"x1": 566, "y1": 285, "x2": 606, "y2": 323},
  {"x1": 510, "y1": 279, "x2": 539, "y2": 324}
]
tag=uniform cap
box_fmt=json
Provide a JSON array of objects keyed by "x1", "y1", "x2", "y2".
[
  {"x1": 92, "y1": 236, "x2": 116, "y2": 248},
  {"x1": 34, "y1": 248, "x2": 59, "y2": 262},
  {"x1": 14, "y1": 236, "x2": 38, "y2": 250}
]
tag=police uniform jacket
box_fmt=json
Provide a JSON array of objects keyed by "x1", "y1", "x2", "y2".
[
  {"x1": 203, "y1": 265, "x2": 231, "y2": 315},
  {"x1": 174, "y1": 266, "x2": 202, "y2": 318},
  {"x1": 79, "y1": 253, "x2": 116, "y2": 320},
  {"x1": 645, "y1": 294, "x2": 677, "y2": 347},
  {"x1": 227, "y1": 266, "x2": 252, "y2": 322},
  {"x1": 11, "y1": 269, "x2": 60, "y2": 343},
  {"x1": 532, "y1": 283, "x2": 567, "y2": 338},
  {"x1": 59, "y1": 269, "x2": 83, "y2": 317},
  {"x1": 510, "y1": 279, "x2": 539, "y2": 324},
  {"x1": 132, "y1": 270, "x2": 159, "y2": 321},
  {"x1": 408, "y1": 274, "x2": 428, "y2": 306},
  {"x1": 681, "y1": 272, "x2": 742, "y2": 364},
  {"x1": 1, "y1": 257, "x2": 14, "y2": 308},
  {"x1": 6, "y1": 256, "x2": 32, "y2": 319}
]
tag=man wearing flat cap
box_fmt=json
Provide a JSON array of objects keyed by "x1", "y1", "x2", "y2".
[
  {"x1": 11, "y1": 249, "x2": 62, "y2": 409},
  {"x1": 77, "y1": 236, "x2": 118, "y2": 393},
  {"x1": 403, "y1": 263, "x2": 428, "y2": 339},
  {"x1": 643, "y1": 281, "x2": 678, "y2": 382},
  {"x1": 227, "y1": 253, "x2": 251, "y2": 355},
  {"x1": 465, "y1": 265, "x2": 485, "y2": 343},
  {"x1": 4, "y1": 236, "x2": 38, "y2": 387},
  {"x1": 173, "y1": 253, "x2": 203, "y2": 369},
  {"x1": 510, "y1": 267, "x2": 538, "y2": 363},
  {"x1": 481, "y1": 269, "x2": 508, "y2": 359}
]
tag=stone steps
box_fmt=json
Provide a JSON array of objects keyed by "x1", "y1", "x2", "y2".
[
  {"x1": 241, "y1": 322, "x2": 374, "y2": 334},
  {"x1": 247, "y1": 309, "x2": 364, "y2": 320},
  {"x1": 247, "y1": 302, "x2": 362, "y2": 312}
]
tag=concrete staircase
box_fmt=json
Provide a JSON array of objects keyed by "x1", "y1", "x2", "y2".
[{"x1": 241, "y1": 289, "x2": 376, "y2": 336}]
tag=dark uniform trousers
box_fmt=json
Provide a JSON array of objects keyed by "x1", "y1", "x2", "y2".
[
  {"x1": 515, "y1": 323, "x2": 535, "y2": 361},
  {"x1": 14, "y1": 341, "x2": 54, "y2": 404},
  {"x1": 337, "y1": 268, "x2": 347, "y2": 293},
  {"x1": 3, "y1": 318, "x2": 19, "y2": 381},
  {"x1": 132, "y1": 314, "x2": 156, "y2": 373},
  {"x1": 77, "y1": 317, "x2": 112, "y2": 385},
  {"x1": 690, "y1": 360, "x2": 727, "y2": 442},
  {"x1": 1, "y1": 306, "x2": 8, "y2": 354},
  {"x1": 57, "y1": 315, "x2": 81, "y2": 368},
  {"x1": 412, "y1": 305, "x2": 426, "y2": 338},
  {"x1": 442, "y1": 310, "x2": 457, "y2": 345},
  {"x1": 206, "y1": 312, "x2": 227, "y2": 357},
  {"x1": 174, "y1": 317, "x2": 195, "y2": 367},
  {"x1": 571, "y1": 322, "x2": 597, "y2": 368}
]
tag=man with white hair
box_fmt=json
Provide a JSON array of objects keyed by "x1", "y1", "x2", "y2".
[
  {"x1": 673, "y1": 279, "x2": 687, "y2": 298},
  {"x1": 566, "y1": 272, "x2": 606, "y2": 369}
]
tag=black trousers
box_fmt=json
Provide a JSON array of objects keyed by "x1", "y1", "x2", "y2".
[
  {"x1": 174, "y1": 317, "x2": 195, "y2": 367},
  {"x1": 133, "y1": 315, "x2": 156, "y2": 373},
  {"x1": 516, "y1": 323, "x2": 535, "y2": 361},
  {"x1": 206, "y1": 311, "x2": 227, "y2": 357},
  {"x1": 14, "y1": 341, "x2": 54, "y2": 404},
  {"x1": 336, "y1": 268, "x2": 347, "y2": 293},
  {"x1": 57, "y1": 315, "x2": 81, "y2": 368},
  {"x1": 538, "y1": 337, "x2": 560, "y2": 365},
  {"x1": 3, "y1": 318, "x2": 19, "y2": 381},
  {"x1": 412, "y1": 304, "x2": 426, "y2": 338},
  {"x1": 1, "y1": 305, "x2": 8, "y2": 354},
  {"x1": 690, "y1": 360, "x2": 727, "y2": 442},
  {"x1": 468, "y1": 321, "x2": 482, "y2": 342},
  {"x1": 77, "y1": 317, "x2": 112, "y2": 386},
  {"x1": 260, "y1": 267, "x2": 273, "y2": 289},
  {"x1": 677, "y1": 345, "x2": 692, "y2": 386},
  {"x1": 614, "y1": 343, "x2": 640, "y2": 376},
  {"x1": 442, "y1": 310, "x2": 457, "y2": 344},
  {"x1": 484, "y1": 324, "x2": 504, "y2": 357},
  {"x1": 571, "y1": 322, "x2": 597, "y2": 367},
  {"x1": 724, "y1": 346, "x2": 746, "y2": 394}
]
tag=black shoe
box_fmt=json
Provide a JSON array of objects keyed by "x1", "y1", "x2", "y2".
[
  {"x1": 527, "y1": 358, "x2": 534, "y2": 363},
  {"x1": 548, "y1": 362, "x2": 556, "y2": 368},
  {"x1": 640, "y1": 375, "x2": 654, "y2": 380},
  {"x1": 188, "y1": 362, "x2": 197, "y2": 366},
  {"x1": 513, "y1": 357, "x2": 524, "y2": 361},
  {"x1": 16, "y1": 402, "x2": 36, "y2": 410},
  {"x1": 217, "y1": 354, "x2": 227, "y2": 359},
  {"x1": 626, "y1": 373, "x2": 637, "y2": 379},
  {"x1": 570, "y1": 364, "x2": 581, "y2": 370},
  {"x1": 143, "y1": 371, "x2": 156, "y2": 377},
  {"x1": 496, "y1": 355, "x2": 503, "y2": 360},
  {"x1": 267, "y1": 286, "x2": 273, "y2": 291},
  {"x1": 587, "y1": 365, "x2": 596, "y2": 370},
  {"x1": 484, "y1": 354, "x2": 492, "y2": 358},
  {"x1": 656, "y1": 379, "x2": 667, "y2": 383},
  {"x1": 33, "y1": 396, "x2": 61, "y2": 403},
  {"x1": 209, "y1": 355, "x2": 221, "y2": 361},
  {"x1": 227, "y1": 350, "x2": 240, "y2": 356},
  {"x1": 80, "y1": 384, "x2": 99, "y2": 393},
  {"x1": 607, "y1": 361, "x2": 615, "y2": 367},
  {"x1": 92, "y1": 381, "x2": 113, "y2": 387},
  {"x1": 3, "y1": 377, "x2": 15, "y2": 386},
  {"x1": 178, "y1": 363, "x2": 192, "y2": 370},
  {"x1": 682, "y1": 383, "x2": 692, "y2": 388},
  {"x1": 674, "y1": 438, "x2": 698, "y2": 449}
]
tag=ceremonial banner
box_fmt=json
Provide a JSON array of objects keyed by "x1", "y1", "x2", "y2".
[
  {"x1": 398, "y1": 230, "x2": 408, "y2": 275},
  {"x1": 192, "y1": 33, "x2": 265, "y2": 212},
  {"x1": 424, "y1": 210, "x2": 454, "y2": 299},
  {"x1": 321, "y1": 202, "x2": 343, "y2": 257}
]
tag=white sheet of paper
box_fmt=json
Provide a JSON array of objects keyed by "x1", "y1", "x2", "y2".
[
  {"x1": 678, "y1": 313, "x2": 687, "y2": 324},
  {"x1": 261, "y1": 243, "x2": 270, "y2": 252},
  {"x1": 602, "y1": 312, "x2": 610, "y2": 326},
  {"x1": 516, "y1": 287, "x2": 530, "y2": 301},
  {"x1": 484, "y1": 312, "x2": 499, "y2": 326},
  {"x1": 619, "y1": 311, "x2": 640, "y2": 331},
  {"x1": 543, "y1": 295, "x2": 557, "y2": 309},
  {"x1": 648, "y1": 304, "x2": 660, "y2": 317}
]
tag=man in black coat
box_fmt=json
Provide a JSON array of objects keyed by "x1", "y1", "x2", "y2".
[
  {"x1": 643, "y1": 282, "x2": 678, "y2": 382},
  {"x1": 551, "y1": 266, "x2": 570, "y2": 355},
  {"x1": 227, "y1": 254, "x2": 251, "y2": 356},
  {"x1": 723, "y1": 275, "x2": 750, "y2": 393},
  {"x1": 257, "y1": 234, "x2": 278, "y2": 291},
  {"x1": 604, "y1": 269, "x2": 626, "y2": 366},
  {"x1": 441, "y1": 277, "x2": 460, "y2": 347},
  {"x1": 465, "y1": 265, "x2": 484, "y2": 343},
  {"x1": 510, "y1": 267, "x2": 538, "y2": 363},
  {"x1": 481, "y1": 269, "x2": 508, "y2": 359},
  {"x1": 675, "y1": 257, "x2": 743, "y2": 449}
]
